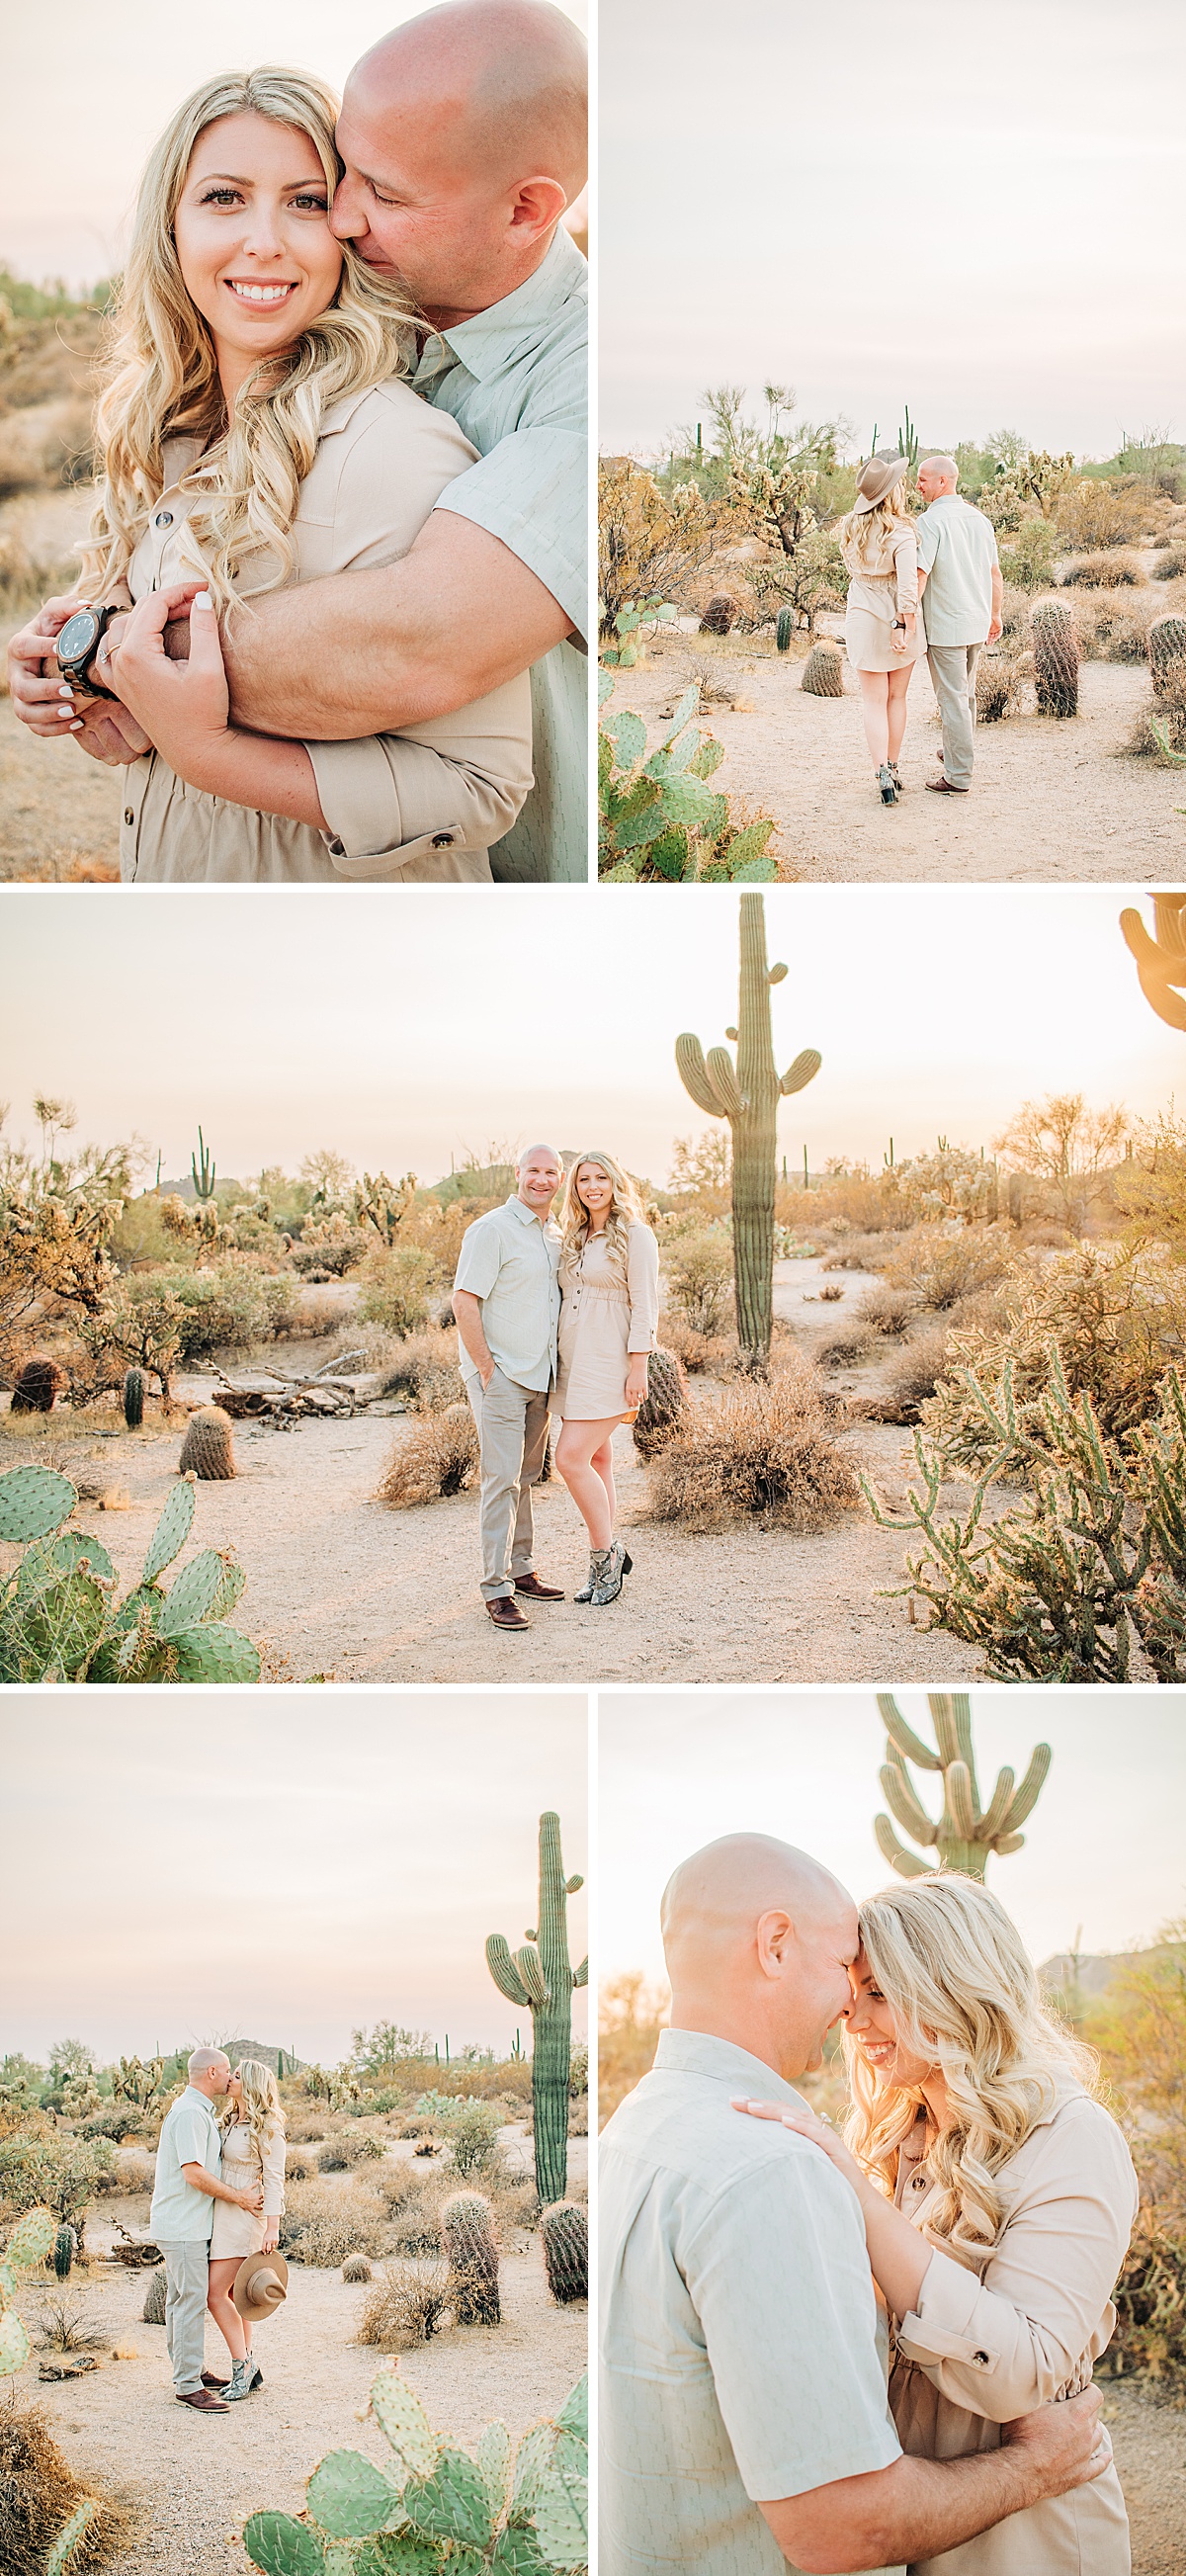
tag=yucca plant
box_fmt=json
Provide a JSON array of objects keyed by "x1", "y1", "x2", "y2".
[{"x1": 0, "y1": 1462, "x2": 260, "y2": 1682}]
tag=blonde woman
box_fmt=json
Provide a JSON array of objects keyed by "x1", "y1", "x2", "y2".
[
  {"x1": 836, "y1": 450, "x2": 927, "y2": 805},
  {"x1": 208, "y1": 2057, "x2": 287, "y2": 2402},
  {"x1": 554, "y1": 1154, "x2": 659, "y2": 1607},
  {"x1": 8, "y1": 68, "x2": 531, "y2": 882},
  {"x1": 735, "y1": 1873, "x2": 1137, "y2": 2573}
]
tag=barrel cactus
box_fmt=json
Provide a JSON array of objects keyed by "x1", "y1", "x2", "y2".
[
  {"x1": 179, "y1": 1407, "x2": 236, "y2": 1480},
  {"x1": 341, "y1": 2254, "x2": 372, "y2": 2284},
  {"x1": 142, "y1": 2265, "x2": 167, "y2": 2323},
  {"x1": 486, "y1": 1813, "x2": 587, "y2": 2204},
  {"x1": 540, "y1": 2200, "x2": 587, "y2": 2305},
  {"x1": 802, "y1": 643, "x2": 844, "y2": 698},
  {"x1": 632, "y1": 1345, "x2": 690, "y2": 1458},
  {"x1": 123, "y1": 1367, "x2": 145, "y2": 1430},
  {"x1": 53, "y1": 2225, "x2": 75, "y2": 2281},
  {"x1": 699, "y1": 593, "x2": 738, "y2": 635},
  {"x1": 1148, "y1": 614, "x2": 1186, "y2": 699},
  {"x1": 874, "y1": 1691, "x2": 1052, "y2": 1880},
  {"x1": 1032, "y1": 601, "x2": 1079, "y2": 716},
  {"x1": 0, "y1": 1460, "x2": 259, "y2": 1683},
  {"x1": 10, "y1": 1355, "x2": 65, "y2": 1414},
  {"x1": 442, "y1": 2190, "x2": 500, "y2": 2326},
  {"x1": 775, "y1": 606, "x2": 794, "y2": 653}
]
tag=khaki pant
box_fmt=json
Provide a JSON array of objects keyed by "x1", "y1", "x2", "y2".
[
  {"x1": 159, "y1": 2238, "x2": 210, "y2": 2394},
  {"x1": 927, "y1": 642, "x2": 982, "y2": 789},
  {"x1": 465, "y1": 1366, "x2": 551, "y2": 1600}
]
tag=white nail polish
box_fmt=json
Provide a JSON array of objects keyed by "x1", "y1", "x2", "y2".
[
  {"x1": 69, "y1": 720, "x2": 84, "y2": 731},
  {"x1": 57, "y1": 683, "x2": 73, "y2": 699}
]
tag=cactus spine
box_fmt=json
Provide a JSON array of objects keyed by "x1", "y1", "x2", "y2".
[
  {"x1": 1121, "y1": 891, "x2": 1186, "y2": 1033},
  {"x1": 540, "y1": 2200, "x2": 588, "y2": 2305},
  {"x1": 874, "y1": 1691, "x2": 1052, "y2": 1881},
  {"x1": 485, "y1": 1812, "x2": 587, "y2": 2204},
  {"x1": 1032, "y1": 602, "x2": 1079, "y2": 716},
  {"x1": 802, "y1": 643, "x2": 845, "y2": 697},
  {"x1": 441, "y1": 2190, "x2": 501, "y2": 2325},
  {"x1": 775, "y1": 607, "x2": 794, "y2": 653},
  {"x1": 123, "y1": 1367, "x2": 144, "y2": 1430},
  {"x1": 191, "y1": 1128, "x2": 216, "y2": 1202},
  {"x1": 676, "y1": 893, "x2": 821, "y2": 1365}
]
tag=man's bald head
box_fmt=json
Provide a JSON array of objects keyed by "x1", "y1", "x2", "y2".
[
  {"x1": 918, "y1": 455, "x2": 959, "y2": 500},
  {"x1": 662, "y1": 1835, "x2": 858, "y2": 2081},
  {"x1": 354, "y1": 4, "x2": 587, "y2": 199}
]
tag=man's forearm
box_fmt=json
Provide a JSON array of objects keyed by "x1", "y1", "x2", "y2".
[
  {"x1": 185, "y1": 2166, "x2": 251, "y2": 2208},
  {"x1": 765, "y1": 2445, "x2": 1049, "y2": 2576},
  {"x1": 452, "y1": 1291, "x2": 492, "y2": 1377},
  {"x1": 220, "y1": 513, "x2": 571, "y2": 740}
]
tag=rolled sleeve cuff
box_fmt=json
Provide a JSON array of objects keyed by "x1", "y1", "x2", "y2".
[
  {"x1": 433, "y1": 429, "x2": 587, "y2": 643},
  {"x1": 896, "y1": 2248, "x2": 1001, "y2": 2374},
  {"x1": 304, "y1": 736, "x2": 491, "y2": 882}
]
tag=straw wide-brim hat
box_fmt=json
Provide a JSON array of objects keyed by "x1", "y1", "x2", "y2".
[
  {"x1": 231, "y1": 2249, "x2": 289, "y2": 2322},
  {"x1": 853, "y1": 451, "x2": 911, "y2": 514}
]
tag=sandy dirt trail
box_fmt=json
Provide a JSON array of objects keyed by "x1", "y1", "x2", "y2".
[{"x1": 607, "y1": 624, "x2": 1183, "y2": 882}]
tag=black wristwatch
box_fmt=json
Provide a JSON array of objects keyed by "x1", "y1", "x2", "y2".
[{"x1": 54, "y1": 602, "x2": 123, "y2": 697}]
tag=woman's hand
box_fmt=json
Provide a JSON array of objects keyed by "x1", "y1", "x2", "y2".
[
  {"x1": 8, "y1": 597, "x2": 88, "y2": 738},
  {"x1": 109, "y1": 582, "x2": 233, "y2": 788},
  {"x1": 625, "y1": 1359, "x2": 649, "y2": 1412},
  {"x1": 262, "y1": 2223, "x2": 279, "y2": 2254},
  {"x1": 731, "y1": 2096, "x2": 869, "y2": 2197}
]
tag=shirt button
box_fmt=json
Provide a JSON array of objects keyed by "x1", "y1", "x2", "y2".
[
  {"x1": 431, "y1": 831, "x2": 454, "y2": 847},
  {"x1": 155, "y1": 509, "x2": 174, "y2": 529},
  {"x1": 124, "y1": 808, "x2": 134, "y2": 825}
]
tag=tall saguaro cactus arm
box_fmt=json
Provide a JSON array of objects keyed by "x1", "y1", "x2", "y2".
[
  {"x1": 1121, "y1": 895, "x2": 1186, "y2": 1035},
  {"x1": 485, "y1": 1812, "x2": 585, "y2": 2204},
  {"x1": 873, "y1": 1692, "x2": 1052, "y2": 1882},
  {"x1": 675, "y1": 894, "x2": 821, "y2": 1365}
]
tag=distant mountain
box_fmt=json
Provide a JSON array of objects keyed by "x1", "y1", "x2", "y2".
[
  {"x1": 1040, "y1": 1941, "x2": 1176, "y2": 2000},
  {"x1": 221, "y1": 2040, "x2": 305, "y2": 2077}
]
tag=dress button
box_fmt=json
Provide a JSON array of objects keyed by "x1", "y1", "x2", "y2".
[
  {"x1": 155, "y1": 509, "x2": 174, "y2": 529},
  {"x1": 124, "y1": 808, "x2": 134, "y2": 825},
  {"x1": 431, "y1": 831, "x2": 453, "y2": 847}
]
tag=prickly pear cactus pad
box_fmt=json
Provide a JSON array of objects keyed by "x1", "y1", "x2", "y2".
[
  {"x1": 140, "y1": 1477, "x2": 197, "y2": 1584},
  {"x1": 0, "y1": 1465, "x2": 76, "y2": 1546}
]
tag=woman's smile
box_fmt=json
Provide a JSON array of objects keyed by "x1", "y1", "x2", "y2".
[
  {"x1": 222, "y1": 279, "x2": 300, "y2": 307},
  {"x1": 174, "y1": 111, "x2": 344, "y2": 401}
]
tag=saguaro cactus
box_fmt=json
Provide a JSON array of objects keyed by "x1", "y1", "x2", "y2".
[
  {"x1": 676, "y1": 893, "x2": 821, "y2": 1365},
  {"x1": 485, "y1": 1812, "x2": 587, "y2": 2204},
  {"x1": 1121, "y1": 892, "x2": 1186, "y2": 1033},
  {"x1": 874, "y1": 1691, "x2": 1051, "y2": 1881},
  {"x1": 191, "y1": 1128, "x2": 216, "y2": 1202}
]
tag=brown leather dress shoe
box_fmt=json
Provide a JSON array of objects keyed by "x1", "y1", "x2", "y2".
[
  {"x1": 487, "y1": 1594, "x2": 530, "y2": 1630},
  {"x1": 925, "y1": 775, "x2": 969, "y2": 793},
  {"x1": 514, "y1": 1573, "x2": 565, "y2": 1601},
  {"x1": 177, "y1": 2387, "x2": 229, "y2": 2411},
  {"x1": 201, "y1": 2371, "x2": 229, "y2": 2390}
]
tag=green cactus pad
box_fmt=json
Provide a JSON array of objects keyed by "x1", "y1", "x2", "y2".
[
  {"x1": 532, "y1": 2464, "x2": 587, "y2": 2571},
  {"x1": 158, "y1": 1549, "x2": 234, "y2": 1637},
  {"x1": 0, "y1": 1465, "x2": 76, "y2": 1545},
  {"x1": 321, "y1": 2550, "x2": 358, "y2": 2576},
  {"x1": 171, "y1": 1624, "x2": 261, "y2": 1683},
  {"x1": 44, "y1": 2498, "x2": 101, "y2": 2576},
  {"x1": 0, "y1": 2261, "x2": 17, "y2": 2306},
  {"x1": 0, "y1": 2308, "x2": 31, "y2": 2374},
  {"x1": 306, "y1": 2451, "x2": 403, "y2": 2539},
  {"x1": 492, "y1": 2531, "x2": 551, "y2": 2576},
  {"x1": 510, "y1": 2425, "x2": 554, "y2": 2516},
  {"x1": 476, "y1": 2421, "x2": 512, "y2": 2519},
  {"x1": 243, "y1": 2512, "x2": 327, "y2": 2575},
  {"x1": 403, "y1": 2450, "x2": 492, "y2": 2551},
  {"x1": 371, "y1": 2369, "x2": 438, "y2": 2478},
  {"x1": 46, "y1": 1530, "x2": 116, "y2": 1586},
  {"x1": 366, "y1": 2539, "x2": 441, "y2": 2576},
  {"x1": 6, "y1": 2206, "x2": 57, "y2": 2269},
  {"x1": 141, "y1": 1478, "x2": 196, "y2": 1583},
  {"x1": 210, "y1": 1556, "x2": 247, "y2": 1621}
]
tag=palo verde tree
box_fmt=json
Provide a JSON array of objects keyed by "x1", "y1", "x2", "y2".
[
  {"x1": 874, "y1": 1691, "x2": 1052, "y2": 1881},
  {"x1": 676, "y1": 893, "x2": 820, "y2": 1366},
  {"x1": 485, "y1": 1812, "x2": 587, "y2": 2204}
]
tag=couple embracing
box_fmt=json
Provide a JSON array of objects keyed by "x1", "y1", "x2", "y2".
[
  {"x1": 452, "y1": 1144, "x2": 659, "y2": 1626},
  {"x1": 602, "y1": 1839, "x2": 1138, "y2": 2576},
  {"x1": 149, "y1": 2048, "x2": 289, "y2": 2414},
  {"x1": 837, "y1": 455, "x2": 1003, "y2": 807}
]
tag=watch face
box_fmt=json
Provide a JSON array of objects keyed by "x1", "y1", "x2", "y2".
[{"x1": 56, "y1": 609, "x2": 100, "y2": 665}]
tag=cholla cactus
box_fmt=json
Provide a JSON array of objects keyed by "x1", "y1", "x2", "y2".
[
  {"x1": 0, "y1": 2204, "x2": 56, "y2": 2375},
  {"x1": 540, "y1": 2202, "x2": 588, "y2": 2306},
  {"x1": 243, "y1": 2370, "x2": 588, "y2": 2576},
  {"x1": 442, "y1": 2190, "x2": 500, "y2": 2326},
  {"x1": 486, "y1": 1814, "x2": 587, "y2": 2204},
  {"x1": 1121, "y1": 892, "x2": 1186, "y2": 1033},
  {"x1": 874, "y1": 1692, "x2": 1052, "y2": 1880},
  {"x1": 676, "y1": 893, "x2": 821, "y2": 1364},
  {"x1": 0, "y1": 1461, "x2": 259, "y2": 1683},
  {"x1": 355, "y1": 1170, "x2": 418, "y2": 1245},
  {"x1": 114, "y1": 2053, "x2": 165, "y2": 2108}
]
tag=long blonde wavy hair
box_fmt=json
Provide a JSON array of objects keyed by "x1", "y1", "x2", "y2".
[
  {"x1": 220, "y1": 2056, "x2": 286, "y2": 2154},
  {"x1": 560, "y1": 1151, "x2": 646, "y2": 1283},
  {"x1": 79, "y1": 68, "x2": 418, "y2": 611},
  {"x1": 845, "y1": 1873, "x2": 1099, "y2": 2264},
  {"x1": 836, "y1": 481, "x2": 910, "y2": 578}
]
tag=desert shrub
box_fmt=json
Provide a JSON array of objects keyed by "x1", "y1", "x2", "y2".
[
  {"x1": 317, "y1": 2132, "x2": 384, "y2": 2173},
  {"x1": 655, "y1": 1311, "x2": 733, "y2": 1374},
  {"x1": 997, "y1": 582, "x2": 1032, "y2": 638},
  {"x1": 378, "y1": 1326, "x2": 460, "y2": 1411},
  {"x1": 449, "y1": 2103, "x2": 503, "y2": 2180},
  {"x1": 664, "y1": 1232, "x2": 733, "y2": 1333},
  {"x1": 1151, "y1": 548, "x2": 1186, "y2": 581},
  {"x1": 0, "y1": 2133, "x2": 115, "y2": 2242},
  {"x1": 860, "y1": 1325, "x2": 954, "y2": 1425},
  {"x1": 643, "y1": 1350, "x2": 859, "y2": 1532},
  {"x1": 1077, "y1": 594, "x2": 1152, "y2": 663},
  {"x1": 283, "y1": 1290, "x2": 345, "y2": 1338},
  {"x1": 113, "y1": 2148, "x2": 155, "y2": 2193},
  {"x1": 882, "y1": 1224, "x2": 1014, "y2": 1312},
  {"x1": 283, "y1": 2147, "x2": 318, "y2": 2181},
  {"x1": 107, "y1": 1263, "x2": 296, "y2": 1367},
  {"x1": 996, "y1": 519, "x2": 1057, "y2": 591},
  {"x1": 387, "y1": 2177, "x2": 451, "y2": 2256},
  {"x1": 921, "y1": 1248, "x2": 1186, "y2": 1473},
  {"x1": 1125, "y1": 668, "x2": 1186, "y2": 761},
  {"x1": 342, "y1": 2253, "x2": 373, "y2": 2282},
  {"x1": 357, "y1": 2259, "x2": 450, "y2": 2349},
  {"x1": 600, "y1": 1973, "x2": 669, "y2": 2126},
  {"x1": 358, "y1": 1242, "x2": 440, "y2": 1335},
  {"x1": 858, "y1": 1283, "x2": 917, "y2": 1336},
  {"x1": 821, "y1": 1233, "x2": 896, "y2": 1271},
  {"x1": 0, "y1": 2406, "x2": 128, "y2": 2575},
  {"x1": 1057, "y1": 483, "x2": 1147, "y2": 550},
  {"x1": 819, "y1": 1321, "x2": 876, "y2": 1368},
  {"x1": 974, "y1": 642, "x2": 1029, "y2": 723},
  {"x1": 80, "y1": 2108, "x2": 143, "y2": 2144},
  {"x1": 1104, "y1": 2225, "x2": 1186, "y2": 2389},
  {"x1": 378, "y1": 1405, "x2": 478, "y2": 1506},
  {"x1": 279, "y1": 2177, "x2": 394, "y2": 2266},
  {"x1": 1059, "y1": 552, "x2": 1145, "y2": 588}
]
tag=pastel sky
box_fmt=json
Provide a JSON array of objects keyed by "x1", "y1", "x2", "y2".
[
  {"x1": 0, "y1": 0, "x2": 587, "y2": 290},
  {"x1": 599, "y1": 1690, "x2": 1186, "y2": 1987},
  {"x1": 0, "y1": 1690, "x2": 588, "y2": 2064},
  {"x1": 0, "y1": 884, "x2": 1179, "y2": 1191},
  {"x1": 600, "y1": 0, "x2": 1186, "y2": 459}
]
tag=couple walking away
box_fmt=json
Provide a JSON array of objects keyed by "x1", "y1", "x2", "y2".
[
  {"x1": 149, "y1": 2049, "x2": 289, "y2": 2413},
  {"x1": 8, "y1": 0, "x2": 587, "y2": 884},
  {"x1": 837, "y1": 453, "x2": 1003, "y2": 807},
  {"x1": 601, "y1": 1843, "x2": 1137, "y2": 2576},
  {"x1": 452, "y1": 1144, "x2": 659, "y2": 1628}
]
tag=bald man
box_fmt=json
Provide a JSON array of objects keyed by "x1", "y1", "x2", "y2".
[
  {"x1": 452, "y1": 1142, "x2": 564, "y2": 1626},
  {"x1": 148, "y1": 2049, "x2": 264, "y2": 2412},
  {"x1": 915, "y1": 457, "x2": 1003, "y2": 795},
  {"x1": 49, "y1": 0, "x2": 588, "y2": 883},
  {"x1": 600, "y1": 1835, "x2": 1111, "y2": 2576}
]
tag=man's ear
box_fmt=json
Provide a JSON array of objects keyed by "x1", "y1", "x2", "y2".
[
  {"x1": 755, "y1": 1908, "x2": 796, "y2": 1980},
  {"x1": 508, "y1": 176, "x2": 569, "y2": 238}
]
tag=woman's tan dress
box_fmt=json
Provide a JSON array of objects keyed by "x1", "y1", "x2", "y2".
[
  {"x1": 555, "y1": 1223, "x2": 659, "y2": 1420},
  {"x1": 208, "y1": 2118, "x2": 287, "y2": 2261},
  {"x1": 843, "y1": 522, "x2": 928, "y2": 673},
  {"x1": 115, "y1": 379, "x2": 533, "y2": 883},
  {"x1": 889, "y1": 2087, "x2": 1138, "y2": 2574}
]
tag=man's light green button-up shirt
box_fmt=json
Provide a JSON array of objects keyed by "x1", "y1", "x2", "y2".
[
  {"x1": 148, "y1": 2087, "x2": 222, "y2": 2242},
  {"x1": 453, "y1": 1195, "x2": 561, "y2": 1392},
  {"x1": 599, "y1": 2029, "x2": 902, "y2": 2576},
  {"x1": 414, "y1": 226, "x2": 588, "y2": 885}
]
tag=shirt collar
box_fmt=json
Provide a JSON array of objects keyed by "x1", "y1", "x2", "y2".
[
  {"x1": 417, "y1": 226, "x2": 585, "y2": 386},
  {"x1": 506, "y1": 1193, "x2": 546, "y2": 1227},
  {"x1": 653, "y1": 2027, "x2": 805, "y2": 2104}
]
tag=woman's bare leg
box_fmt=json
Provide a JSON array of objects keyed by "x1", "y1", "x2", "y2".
[
  {"x1": 858, "y1": 670, "x2": 890, "y2": 769},
  {"x1": 887, "y1": 664, "x2": 913, "y2": 764},
  {"x1": 207, "y1": 2257, "x2": 248, "y2": 2361},
  {"x1": 554, "y1": 1419, "x2": 624, "y2": 1548}
]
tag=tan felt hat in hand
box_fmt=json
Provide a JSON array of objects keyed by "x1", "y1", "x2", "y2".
[
  {"x1": 231, "y1": 2249, "x2": 289, "y2": 2321},
  {"x1": 853, "y1": 451, "x2": 911, "y2": 514}
]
